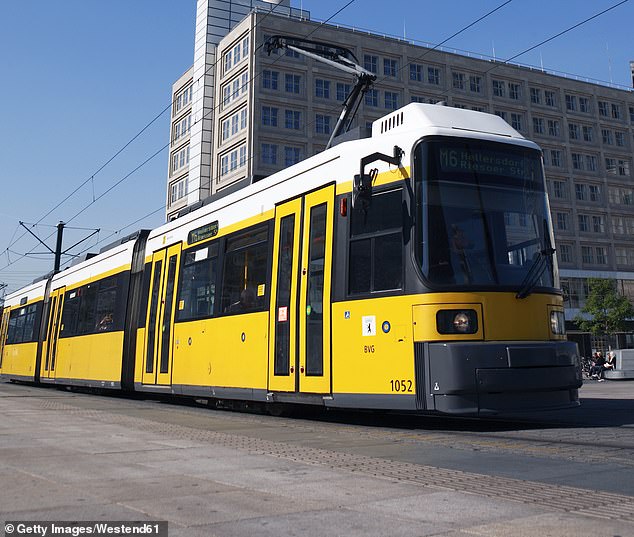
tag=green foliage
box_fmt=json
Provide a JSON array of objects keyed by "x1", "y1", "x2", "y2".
[{"x1": 574, "y1": 278, "x2": 634, "y2": 336}]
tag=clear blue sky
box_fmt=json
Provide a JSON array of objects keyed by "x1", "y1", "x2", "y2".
[{"x1": 1, "y1": 0, "x2": 632, "y2": 293}]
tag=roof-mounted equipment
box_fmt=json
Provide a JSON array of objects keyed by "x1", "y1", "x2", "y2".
[{"x1": 265, "y1": 35, "x2": 377, "y2": 149}]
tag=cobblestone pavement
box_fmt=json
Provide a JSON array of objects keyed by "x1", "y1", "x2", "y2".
[{"x1": 1, "y1": 380, "x2": 633, "y2": 537}]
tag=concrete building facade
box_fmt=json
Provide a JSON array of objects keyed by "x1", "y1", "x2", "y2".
[{"x1": 166, "y1": 4, "x2": 634, "y2": 348}]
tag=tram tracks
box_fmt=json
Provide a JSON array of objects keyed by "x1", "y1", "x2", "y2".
[{"x1": 14, "y1": 392, "x2": 634, "y2": 522}]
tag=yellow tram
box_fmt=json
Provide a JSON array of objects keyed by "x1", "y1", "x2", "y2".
[{"x1": 0, "y1": 104, "x2": 581, "y2": 415}]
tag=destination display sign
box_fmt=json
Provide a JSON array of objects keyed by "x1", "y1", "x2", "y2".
[
  {"x1": 438, "y1": 147, "x2": 529, "y2": 179},
  {"x1": 188, "y1": 221, "x2": 219, "y2": 245}
]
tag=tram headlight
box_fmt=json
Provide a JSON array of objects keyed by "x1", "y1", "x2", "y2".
[
  {"x1": 436, "y1": 309, "x2": 478, "y2": 335},
  {"x1": 550, "y1": 311, "x2": 566, "y2": 335}
]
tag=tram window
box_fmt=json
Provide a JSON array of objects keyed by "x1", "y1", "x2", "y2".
[
  {"x1": 78, "y1": 284, "x2": 99, "y2": 334},
  {"x1": 177, "y1": 243, "x2": 219, "y2": 321},
  {"x1": 6, "y1": 304, "x2": 41, "y2": 344},
  {"x1": 220, "y1": 226, "x2": 269, "y2": 314},
  {"x1": 350, "y1": 188, "x2": 402, "y2": 236},
  {"x1": 61, "y1": 275, "x2": 123, "y2": 337},
  {"x1": 349, "y1": 188, "x2": 403, "y2": 294},
  {"x1": 374, "y1": 233, "x2": 402, "y2": 290},
  {"x1": 61, "y1": 292, "x2": 81, "y2": 337},
  {"x1": 95, "y1": 282, "x2": 117, "y2": 332}
]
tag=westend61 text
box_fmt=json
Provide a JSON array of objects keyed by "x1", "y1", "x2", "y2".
[{"x1": 4, "y1": 522, "x2": 167, "y2": 537}]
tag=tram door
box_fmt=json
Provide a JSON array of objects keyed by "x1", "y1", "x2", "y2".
[
  {"x1": 41, "y1": 287, "x2": 65, "y2": 380},
  {"x1": 0, "y1": 308, "x2": 9, "y2": 370},
  {"x1": 142, "y1": 243, "x2": 182, "y2": 386},
  {"x1": 268, "y1": 184, "x2": 335, "y2": 394}
]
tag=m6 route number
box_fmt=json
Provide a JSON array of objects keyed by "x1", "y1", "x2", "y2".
[{"x1": 390, "y1": 379, "x2": 413, "y2": 393}]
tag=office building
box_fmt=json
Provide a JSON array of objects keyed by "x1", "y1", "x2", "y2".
[{"x1": 166, "y1": 3, "x2": 634, "y2": 350}]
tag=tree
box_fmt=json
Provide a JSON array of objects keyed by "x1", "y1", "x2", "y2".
[{"x1": 574, "y1": 278, "x2": 634, "y2": 337}]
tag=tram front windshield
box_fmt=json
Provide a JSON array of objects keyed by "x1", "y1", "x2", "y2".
[{"x1": 416, "y1": 138, "x2": 557, "y2": 291}]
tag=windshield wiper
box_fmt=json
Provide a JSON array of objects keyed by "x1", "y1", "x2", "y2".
[{"x1": 515, "y1": 247, "x2": 555, "y2": 299}]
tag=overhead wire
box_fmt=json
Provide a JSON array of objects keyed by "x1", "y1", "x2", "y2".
[
  {"x1": 3, "y1": 0, "x2": 628, "y2": 287},
  {"x1": 0, "y1": 0, "x2": 292, "y2": 266},
  {"x1": 434, "y1": 0, "x2": 630, "y2": 102}
]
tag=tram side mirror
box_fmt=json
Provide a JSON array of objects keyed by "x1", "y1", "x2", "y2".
[{"x1": 352, "y1": 168, "x2": 377, "y2": 211}]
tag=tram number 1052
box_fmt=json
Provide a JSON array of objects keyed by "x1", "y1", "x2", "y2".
[{"x1": 389, "y1": 379, "x2": 413, "y2": 393}]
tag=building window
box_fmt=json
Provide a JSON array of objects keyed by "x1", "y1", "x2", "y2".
[
  {"x1": 219, "y1": 144, "x2": 247, "y2": 177},
  {"x1": 616, "y1": 131, "x2": 626, "y2": 147},
  {"x1": 174, "y1": 85, "x2": 193, "y2": 114},
  {"x1": 579, "y1": 97, "x2": 591, "y2": 113},
  {"x1": 552, "y1": 180, "x2": 567, "y2": 199},
  {"x1": 565, "y1": 94, "x2": 577, "y2": 111},
  {"x1": 315, "y1": 79, "x2": 330, "y2": 99},
  {"x1": 465, "y1": 75, "x2": 481, "y2": 93},
  {"x1": 547, "y1": 119, "x2": 560, "y2": 137},
  {"x1": 336, "y1": 83, "x2": 351, "y2": 102},
  {"x1": 171, "y1": 145, "x2": 190, "y2": 173},
  {"x1": 569, "y1": 123, "x2": 580, "y2": 140},
  {"x1": 365, "y1": 89, "x2": 378, "y2": 107},
  {"x1": 427, "y1": 67, "x2": 440, "y2": 85},
  {"x1": 609, "y1": 187, "x2": 634, "y2": 205},
  {"x1": 410, "y1": 64, "x2": 423, "y2": 82},
  {"x1": 572, "y1": 154, "x2": 584, "y2": 171},
  {"x1": 613, "y1": 216, "x2": 625, "y2": 235},
  {"x1": 222, "y1": 72, "x2": 248, "y2": 108},
  {"x1": 586, "y1": 155, "x2": 598, "y2": 172},
  {"x1": 581, "y1": 246, "x2": 594, "y2": 264},
  {"x1": 602, "y1": 129, "x2": 613, "y2": 145},
  {"x1": 285, "y1": 74, "x2": 301, "y2": 94},
  {"x1": 615, "y1": 247, "x2": 634, "y2": 266},
  {"x1": 170, "y1": 176, "x2": 189, "y2": 204},
  {"x1": 284, "y1": 110, "x2": 301, "y2": 130},
  {"x1": 611, "y1": 103, "x2": 622, "y2": 120},
  {"x1": 544, "y1": 90, "x2": 556, "y2": 107},
  {"x1": 452, "y1": 72, "x2": 465, "y2": 90},
  {"x1": 384, "y1": 91, "x2": 399, "y2": 110},
  {"x1": 510, "y1": 113, "x2": 522, "y2": 131},
  {"x1": 630, "y1": 106, "x2": 634, "y2": 122},
  {"x1": 261, "y1": 143, "x2": 278, "y2": 165},
  {"x1": 384, "y1": 58, "x2": 398, "y2": 77},
  {"x1": 315, "y1": 114, "x2": 332, "y2": 135},
  {"x1": 224, "y1": 36, "x2": 249, "y2": 74},
  {"x1": 492, "y1": 80, "x2": 505, "y2": 97},
  {"x1": 494, "y1": 110, "x2": 507, "y2": 121},
  {"x1": 262, "y1": 70, "x2": 279, "y2": 90},
  {"x1": 284, "y1": 146, "x2": 301, "y2": 167},
  {"x1": 262, "y1": 106, "x2": 278, "y2": 127},
  {"x1": 578, "y1": 214, "x2": 590, "y2": 232},
  {"x1": 556, "y1": 212, "x2": 568, "y2": 231},
  {"x1": 582, "y1": 125, "x2": 593, "y2": 142},
  {"x1": 575, "y1": 183, "x2": 587, "y2": 200},
  {"x1": 592, "y1": 215, "x2": 605, "y2": 233},
  {"x1": 598, "y1": 101, "x2": 609, "y2": 117},
  {"x1": 173, "y1": 114, "x2": 192, "y2": 143},
  {"x1": 530, "y1": 88, "x2": 541, "y2": 104},
  {"x1": 606, "y1": 158, "x2": 631, "y2": 176},
  {"x1": 364, "y1": 54, "x2": 378, "y2": 73},
  {"x1": 221, "y1": 109, "x2": 248, "y2": 142},
  {"x1": 508, "y1": 82, "x2": 520, "y2": 100},
  {"x1": 595, "y1": 247, "x2": 608, "y2": 265},
  {"x1": 559, "y1": 244, "x2": 573, "y2": 264},
  {"x1": 533, "y1": 117, "x2": 544, "y2": 135},
  {"x1": 220, "y1": 145, "x2": 247, "y2": 177},
  {"x1": 549, "y1": 149, "x2": 562, "y2": 167}
]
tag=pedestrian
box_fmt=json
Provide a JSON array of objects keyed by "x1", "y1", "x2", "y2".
[{"x1": 589, "y1": 351, "x2": 606, "y2": 380}]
